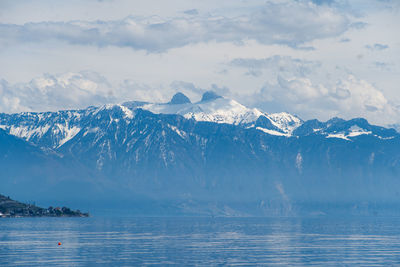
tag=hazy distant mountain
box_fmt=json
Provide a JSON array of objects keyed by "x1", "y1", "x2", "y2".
[{"x1": 1, "y1": 92, "x2": 399, "y2": 216}]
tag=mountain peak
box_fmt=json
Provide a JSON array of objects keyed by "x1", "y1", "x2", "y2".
[
  {"x1": 201, "y1": 91, "x2": 222, "y2": 102},
  {"x1": 326, "y1": 117, "x2": 345, "y2": 125},
  {"x1": 169, "y1": 92, "x2": 191, "y2": 104}
]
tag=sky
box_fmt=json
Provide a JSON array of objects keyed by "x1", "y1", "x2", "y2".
[{"x1": 0, "y1": 0, "x2": 399, "y2": 126}]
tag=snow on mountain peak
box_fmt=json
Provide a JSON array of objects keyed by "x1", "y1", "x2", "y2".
[
  {"x1": 325, "y1": 125, "x2": 372, "y2": 141},
  {"x1": 119, "y1": 105, "x2": 134, "y2": 119},
  {"x1": 139, "y1": 96, "x2": 266, "y2": 126},
  {"x1": 267, "y1": 112, "x2": 303, "y2": 134},
  {"x1": 184, "y1": 98, "x2": 265, "y2": 125},
  {"x1": 120, "y1": 93, "x2": 304, "y2": 135}
]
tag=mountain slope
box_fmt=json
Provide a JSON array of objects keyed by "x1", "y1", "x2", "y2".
[
  {"x1": 0, "y1": 93, "x2": 399, "y2": 215},
  {"x1": 0, "y1": 129, "x2": 105, "y2": 207}
]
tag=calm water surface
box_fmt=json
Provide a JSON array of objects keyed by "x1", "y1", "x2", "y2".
[{"x1": 1, "y1": 216, "x2": 400, "y2": 266}]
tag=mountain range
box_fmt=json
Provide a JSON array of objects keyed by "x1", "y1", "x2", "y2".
[{"x1": 1, "y1": 92, "x2": 399, "y2": 216}]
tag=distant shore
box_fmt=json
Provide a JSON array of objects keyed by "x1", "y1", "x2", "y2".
[{"x1": 0, "y1": 194, "x2": 89, "y2": 218}]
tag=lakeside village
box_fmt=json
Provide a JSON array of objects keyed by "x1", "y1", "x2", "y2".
[{"x1": 0, "y1": 194, "x2": 89, "y2": 218}]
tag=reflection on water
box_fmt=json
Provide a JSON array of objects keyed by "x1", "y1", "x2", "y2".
[{"x1": 1, "y1": 216, "x2": 400, "y2": 266}]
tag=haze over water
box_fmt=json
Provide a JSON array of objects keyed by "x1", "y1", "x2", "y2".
[{"x1": 1, "y1": 216, "x2": 400, "y2": 266}]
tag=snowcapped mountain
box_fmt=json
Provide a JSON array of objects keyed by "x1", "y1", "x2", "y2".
[
  {"x1": 0, "y1": 91, "x2": 304, "y2": 147},
  {"x1": 0, "y1": 91, "x2": 397, "y2": 162},
  {"x1": 0, "y1": 108, "x2": 90, "y2": 149},
  {"x1": 142, "y1": 97, "x2": 263, "y2": 125},
  {"x1": 1, "y1": 91, "x2": 394, "y2": 147},
  {"x1": 0, "y1": 104, "x2": 136, "y2": 149},
  {"x1": 294, "y1": 117, "x2": 398, "y2": 140},
  {"x1": 1, "y1": 91, "x2": 400, "y2": 216},
  {"x1": 124, "y1": 91, "x2": 302, "y2": 135}
]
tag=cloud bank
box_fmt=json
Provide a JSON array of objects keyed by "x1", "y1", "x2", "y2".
[
  {"x1": 0, "y1": 72, "x2": 115, "y2": 112},
  {"x1": 251, "y1": 74, "x2": 399, "y2": 126},
  {"x1": 230, "y1": 56, "x2": 321, "y2": 77},
  {"x1": 1, "y1": 67, "x2": 398, "y2": 127},
  {"x1": 0, "y1": 72, "x2": 203, "y2": 113},
  {"x1": 0, "y1": 1, "x2": 351, "y2": 52}
]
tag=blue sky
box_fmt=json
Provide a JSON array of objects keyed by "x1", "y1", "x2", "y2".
[{"x1": 0, "y1": 0, "x2": 399, "y2": 126}]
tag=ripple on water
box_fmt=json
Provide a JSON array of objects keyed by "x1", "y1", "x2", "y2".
[{"x1": 1, "y1": 217, "x2": 400, "y2": 266}]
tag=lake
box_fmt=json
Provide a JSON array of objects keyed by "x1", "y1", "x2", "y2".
[{"x1": 1, "y1": 216, "x2": 400, "y2": 266}]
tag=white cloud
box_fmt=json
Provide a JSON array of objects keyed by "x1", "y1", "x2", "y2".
[
  {"x1": 252, "y1": 74, "x2": 399, "y2": 125},
  {"x1": 118, "y1": 80, "x2": 167, "y2": 103},
  {"x1": 0, "y1": 1, "x2": 352, "y2": 52},
  {"x1": 228, "y1": 50, "x2": 400, "y2": 126},
  {"x1": 0, "y1": 72, "x2": 224, "y2": 113},
  {"x1": 0, "y1": 80, "x2": 24, "y2": 113},
  {"x1": 365, "y1": 43, "x2": 389, "y2": 51},
  {"x1": 0, "y1": 72, "x2": 115, "y2": 112},
  {"x1": 230, "y1": 56, "x2": 321, "y2": 78}
]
